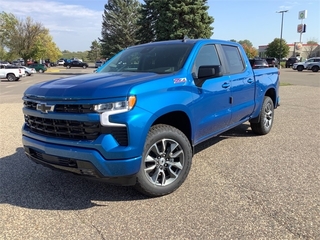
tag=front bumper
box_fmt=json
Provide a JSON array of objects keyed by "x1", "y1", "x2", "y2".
[{"x1": 22, "y1": 135, "x2": 141, "y2": 184}]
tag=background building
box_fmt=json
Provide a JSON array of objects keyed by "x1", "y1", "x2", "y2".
[{"x1": 259, "y1": 43, "x2": 320, "y2": 60}]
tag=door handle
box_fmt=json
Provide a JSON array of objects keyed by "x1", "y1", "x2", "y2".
[
  {"x1": 222, "y1": 82, "x2": 230, "y2": 88},
  {"x1": 247, "y1": 78, "x2": 254, "y2": 83}
]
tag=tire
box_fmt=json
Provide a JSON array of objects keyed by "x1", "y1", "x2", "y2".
[
  {"x1": 83, "y1": 65, "x2": 87, "y2": 69},
  {"x1": 250, "y1": 96, "x2": 274, "y2": 135},
  {"x1": 297, "y1": 65, "x2": 304, "y2": 71},
  {"x1": 311, "y1": 66, "x2": 319, "y2": 72},
  {"x1": 38, "y1": 69, "x2": 43, "y2": 73},
  {"x1": 7, "y1": 73, "x2": 15, "y2": 82},
  {"x1": 66, "y1": 65, "x2": 71, "y2": 69},
  {"x1": 134, "y1": 124, "x2": 192, "y2": 197}
]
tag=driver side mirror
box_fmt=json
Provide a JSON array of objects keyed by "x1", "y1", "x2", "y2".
[
  {"x1": 198, "y1": 65, "x2": 222, "y2": 79},
  {"x1": 194, "y1": 65, "x2": 222, "y2": 87}
]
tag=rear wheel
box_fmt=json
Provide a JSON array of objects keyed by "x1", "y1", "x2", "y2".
[
  {"x1": 7, "y1": 73, "x2": 15, "y2": 81},
  {"x1": 311, "y1": 66, "x2": 319, "y2": 72},
  {"x1": 38, "y1": 69, "x2": 43, "y2": 73},
  {"x1": 66, "y1": 65, "x2": 71, "y2": 69},
  {"x1": 135, "y1": 124, "x2": 192, "y2": 197},
  {"x1": 82, "y1": 65, "x2": 87, "y2": 69},
  {"x1": 250, "y1": 96, "x2": 274, "y2": 135}
]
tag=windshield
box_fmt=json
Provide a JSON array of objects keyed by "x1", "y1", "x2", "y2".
[{"x1": 98, "y1": 43, "x2": 193, "y2": 74}]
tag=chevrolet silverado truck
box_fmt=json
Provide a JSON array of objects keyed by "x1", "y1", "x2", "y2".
[{"x1": 22, "y1": 39, "x2": 280, "y2": 197}]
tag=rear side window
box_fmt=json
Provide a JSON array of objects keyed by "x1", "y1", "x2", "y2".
[{"x1": 221, "y1": 45, "x2": 245, "y2": 74}]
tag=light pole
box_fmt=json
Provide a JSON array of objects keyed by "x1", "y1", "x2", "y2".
[{"x1": 276, "y1": 10, "x2": 288, "y2": 68}]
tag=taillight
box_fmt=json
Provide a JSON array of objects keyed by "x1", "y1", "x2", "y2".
[{"x1": 19, "y1": 69, "x2": 21, "y2": 73}]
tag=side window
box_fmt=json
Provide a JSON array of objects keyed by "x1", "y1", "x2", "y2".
[
  {"x1": 192, "y1": 45, "x2": 220, "y2": 77},
  {"x1": 221, "y1": 45, "x2": 245, "y2": 74}
]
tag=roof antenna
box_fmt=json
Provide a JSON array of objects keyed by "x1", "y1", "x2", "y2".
[{"x1": 182, "y1": 35, "x2": 189, "y2": 42}]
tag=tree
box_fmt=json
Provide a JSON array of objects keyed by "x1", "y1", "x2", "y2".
[
  {"x1": 0, "y1": 12, "x2": 61, "y2": 63},
  {"x1": 136, "y1": 0, "x2": 156, "y2": 44},
  {"x1": 87, "y1": 40, "x2": 102, "y2": 61},
  {"x1": 230, "y1": 39, "x2": 257, "y2": 58},
  {"x1": 236, "y1": 40, "x2": 257, "y2": 58},
  {"x1": 238, "y1": 40, "x2": 253, "y2": 48},
  {"x1": 100, "y1": 0, "x2": 141, "y2": 59},
  {"x1": 305, "y1": 38, "x2": 319, "y2": 58},
  {"x1": 241, "y1": 43, "x2": 258, "y2": 58},
  {"x1": 265, "y1": 38, "x2": 289, "y2": 60},
  {"x1": 139, "y1": 0, "x2": 214, "y2": 41},
  {"x1": 40, "y1": 33, "x2": 62, "y2": 61}
]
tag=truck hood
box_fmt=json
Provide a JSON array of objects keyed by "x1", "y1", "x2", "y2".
[{"x1": 24, "y1": 72, "x2": 161, "y2": 100}]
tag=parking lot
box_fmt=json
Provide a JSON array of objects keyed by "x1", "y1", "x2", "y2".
[{"x1": 0, "y1": 68, "x2": 319, "y2": 239}]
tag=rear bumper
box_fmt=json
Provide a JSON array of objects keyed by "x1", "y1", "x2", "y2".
[{"x1": 22, "y1": 135, "x2": 141, "y2": 184}]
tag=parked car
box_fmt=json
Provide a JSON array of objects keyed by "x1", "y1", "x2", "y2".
[
  {"x1": 28, "y1": 63, "x2": 47, "y2": 73},
  {"x1": 57, "y1": 60, "x2": 65, "y2": 65},
  {"x1": 0, "y1": 61, "x2": 10, "y2": 66},
  {"x1": 5, "y1": 65, "x2": 26, "y2": 77},
  {"x1": 264, "y1": 57, "x2": 279, "y2": 67},
  {"x1": 306, "y1": 62, "x2": 320, "y2": 72},
  {"x1": 292, "y1": 57, "x2": 320, "y2": 71},
  {"x1": 64, "y1": 60, "x2": 89, "y2": 69},
  {"x1": 285, "y1": 57, "x2": 299, "y2": 68},
  {"x1": 23, "y1": 66, "x2": 36, "y2": 76},
  {"x1": 0, "y1": 65, "x2": 24, "y2": 81},
  {"x1": 249, "y1": 58, "x2": 269, "y2": 69},
  {"x1": 95, "y1": 60, "x2": 104, "y2": 68}
]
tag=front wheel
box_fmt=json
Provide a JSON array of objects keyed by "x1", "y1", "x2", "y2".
[
  {"x1": 250, "y1": 96, "x2": 274, "y2": 135},
  {"x1": 82, "y1": 65, "x2": 87, "y2": 69},
  {"x1": 135, "y1": 124, "x2": 192, "y2": 197},
  {"x1": 297, "y1": 65, "x2": 304, "y2": 71},
  {"x1": 38, "y1": 69, "x2": 43, "y2": 73}
]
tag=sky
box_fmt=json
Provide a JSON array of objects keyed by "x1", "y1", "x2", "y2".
[{"x1": 1, "y1": 0, "x2": 319, "y2": 52}]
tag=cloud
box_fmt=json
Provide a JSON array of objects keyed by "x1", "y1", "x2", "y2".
[{"x1": 1, "y1": 0, "x2": 103, "y2": 51}]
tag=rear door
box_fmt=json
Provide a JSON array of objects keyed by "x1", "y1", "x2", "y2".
[{"x1": 221, "y1": 44, "x2": 255, "y2": 125}]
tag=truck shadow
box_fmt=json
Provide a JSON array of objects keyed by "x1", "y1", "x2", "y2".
[
  {"x1": 1, "y1": 123, "x2": 255, "y2": 210},
  {"x1": 195, "y1": 122, "x2": 256, "y2": 154}
]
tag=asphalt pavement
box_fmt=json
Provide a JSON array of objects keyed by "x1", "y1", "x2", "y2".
[{"x1": 0, "y1": 67, "x2": 319, "y2": 239}]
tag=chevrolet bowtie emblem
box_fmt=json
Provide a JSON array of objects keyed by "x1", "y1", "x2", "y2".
[{"x1": 36, "y1": 103, "x2": 55, "y2": 113}]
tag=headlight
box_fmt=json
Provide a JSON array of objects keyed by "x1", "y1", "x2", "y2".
[{"x1": 94, "y1": 96, "x2": 136, "y2": 126}]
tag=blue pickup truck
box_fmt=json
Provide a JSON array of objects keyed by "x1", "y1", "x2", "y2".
[{"x1": 22, "y1": 39, "x2": 280, "y2": 197}]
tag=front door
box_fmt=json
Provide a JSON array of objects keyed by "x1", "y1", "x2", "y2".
[{"x1": 191, "y1": 44, "x2": 232, "y2": 145}]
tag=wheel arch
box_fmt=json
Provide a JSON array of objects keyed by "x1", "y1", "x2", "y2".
[
  {"x1": 265, "y1": 87, "x2": 277, "y2": 108},
  {"x1": 152, "y1": 111, "x2": 193, "y2": 151},
  {"x1": 250, "y1": 87, "x2": 277, "y2": 124}
]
